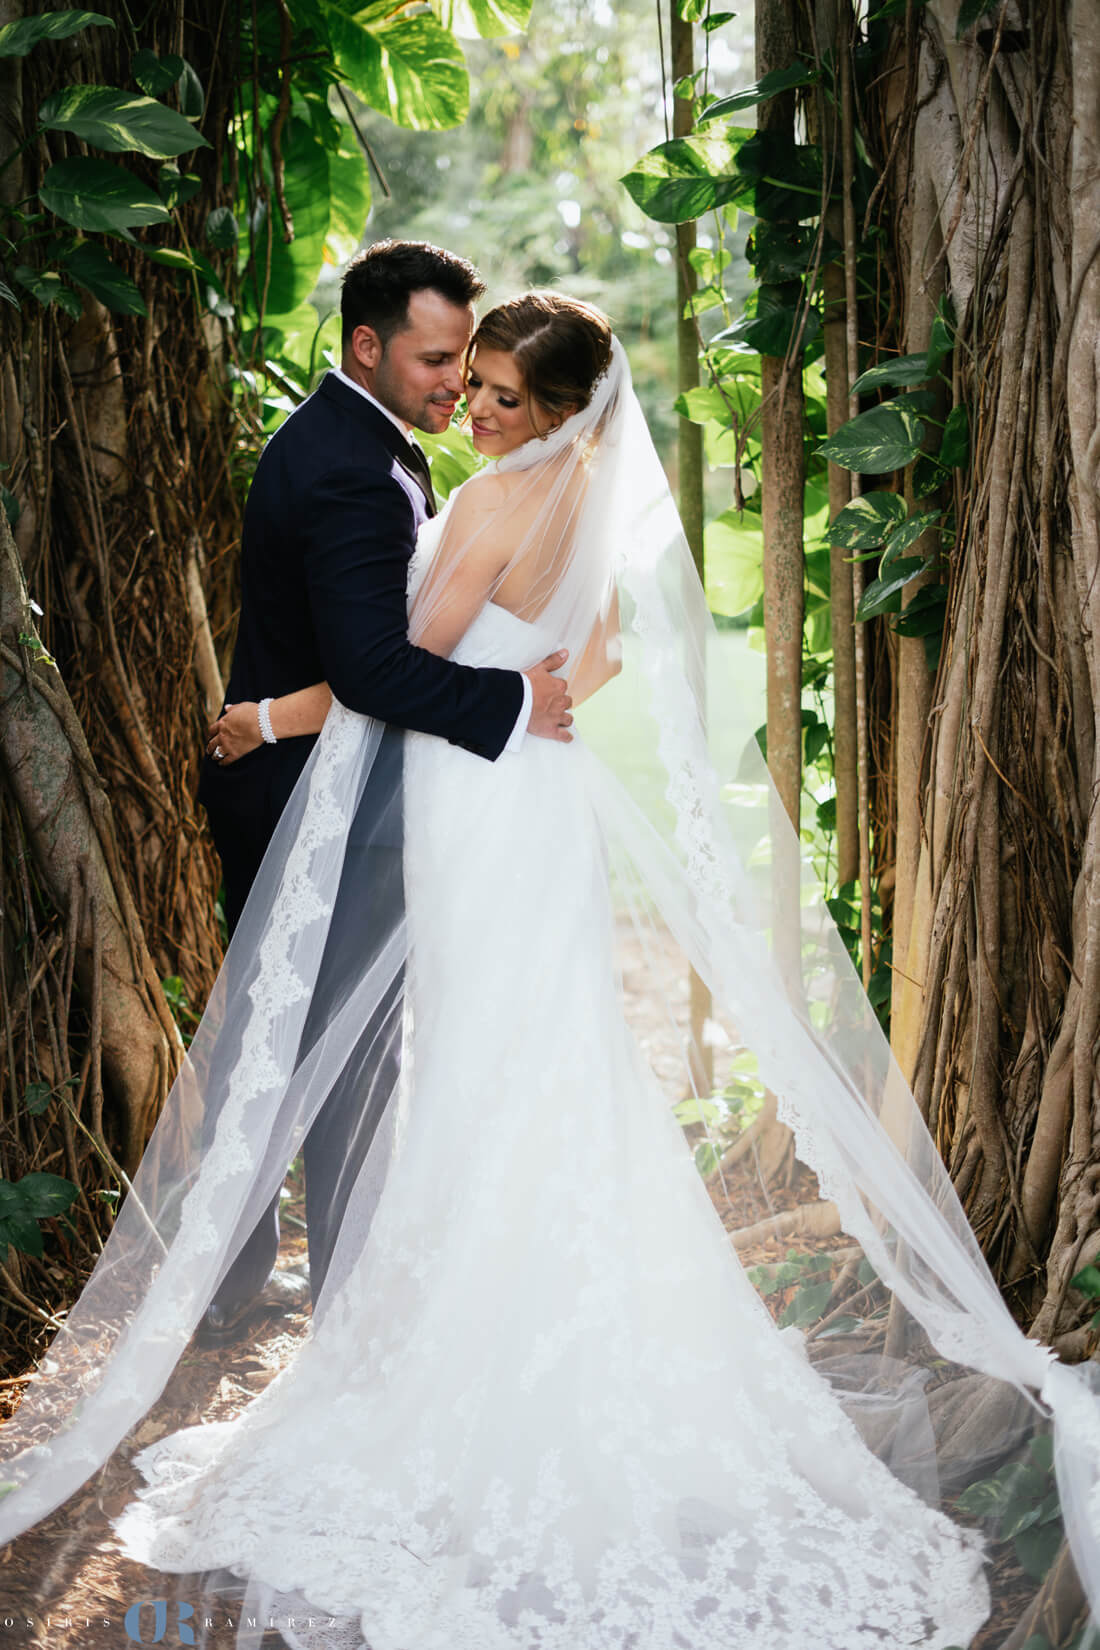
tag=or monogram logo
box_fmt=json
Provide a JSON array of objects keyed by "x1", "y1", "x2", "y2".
[{"x1": 123, "y1": 1600, "x2": 195, "y2": 1645}]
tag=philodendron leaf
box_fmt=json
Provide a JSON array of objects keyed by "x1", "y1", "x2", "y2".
[
  {"x1": 826, "y1": 490, "x2": 906, "y2": 549},
  {"x1": 0, "y1": 9, "x2": 112, "y2": 57},
  {"x1": 818, "y1": 401, "x2": 926, "y2": 473},
  {"x1": 63, "y1": 241, "x2": 147, "y2": 315},
  {"x1": 157, "y1": 163, "x2": 201, "y2": 209},
  {"x1": 940, "y1": 404, "x2": 970, "y2": 468},
  {"x1": 14, "y1": 264, "x2": 81, "y2": 315},
  {"x1": 40, "y1": 159, "x2": 171, "y2": 232},
  {"x1": 881, "y1": 507, "x2": 942, "y2": 564},
  {"x1": 39, "y1": 85, "x2": 209, "y2": 158},
  {"x1": 850, "y1": 352, "x2": 931, "y2": 395},
  {"x1": 856, "y1": 557, "x2": 930, "y2": 620},
  {"x1": 336, "y1": 10, "x2": 469, "y2": 131},
  {"x1": 699, "y1": 62, "x2": 816, "y2": 122},
  {"x1": 621, "y1": 131, "x2": 752, "y2": 224},
  {"x1": 204, "y1": 206, "x2": 239, "y2": 250},
  {"x1": 430, "y1": 0, "x2": 532, "y2": 37},
  {"x1": 131, "y1": 48, "x2": 185, "y2": 97}
]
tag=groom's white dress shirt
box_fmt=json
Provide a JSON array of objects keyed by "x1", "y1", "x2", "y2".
[{"x1": 332, "y1": 367, "x2": 532, "y2": 751}]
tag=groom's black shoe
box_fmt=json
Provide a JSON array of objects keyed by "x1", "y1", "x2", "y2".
[{"x1": 195, "y1": 1269, "x2": 310, "y2": 1346}]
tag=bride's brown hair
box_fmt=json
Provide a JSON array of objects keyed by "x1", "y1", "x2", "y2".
[{"x1": 467, "y1": 291, "x2": 613, "y2": 434}]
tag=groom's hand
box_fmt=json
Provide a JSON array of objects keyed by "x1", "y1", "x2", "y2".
[{"x1": 525, "y1": 650, "x2": 573, "y2": 743}]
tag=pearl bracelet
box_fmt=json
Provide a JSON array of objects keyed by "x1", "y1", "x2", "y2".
[{"x1": 258, "y1": 697, "x2": 277, "y2": 745}]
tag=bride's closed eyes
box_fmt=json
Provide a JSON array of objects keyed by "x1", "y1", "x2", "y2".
[{"x1": 465, "y1": 372, "x2": 520, "y2": 410}]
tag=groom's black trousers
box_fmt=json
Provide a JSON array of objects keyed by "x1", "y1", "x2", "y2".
[{"x1": 197, "y1": 727, "x2": 404, "y2": 1312}]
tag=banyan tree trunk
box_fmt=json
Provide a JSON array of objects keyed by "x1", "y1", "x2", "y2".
[{"x1": 876, "y1": 0, "x2": 1100, "y2": 1338}]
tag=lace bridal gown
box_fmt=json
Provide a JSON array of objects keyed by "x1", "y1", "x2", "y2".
[{"x1": 110, "y1": 511, "x2": 990, "y2": 1650}]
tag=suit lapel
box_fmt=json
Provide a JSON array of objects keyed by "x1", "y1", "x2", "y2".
[{"x1": 317, "y1": 372, "x2": 437, "y2": 519}]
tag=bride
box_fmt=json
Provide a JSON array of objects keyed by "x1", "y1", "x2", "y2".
[{"x1": 3, "y1": 293, "x2": 1100, "y2": 1649}]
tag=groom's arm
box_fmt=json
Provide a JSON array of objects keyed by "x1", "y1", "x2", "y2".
[{"x1": 302, "y1": 465, "x2": 524, "y2": 760}]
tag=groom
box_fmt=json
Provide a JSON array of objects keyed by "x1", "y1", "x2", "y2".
[{"x1": 195, "y1": 239, "x2": 572, "y2": 1342}]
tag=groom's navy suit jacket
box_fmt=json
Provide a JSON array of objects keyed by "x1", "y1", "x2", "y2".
[{"x1": 199, "y1": 370, "x2": 523, "y2": 926}]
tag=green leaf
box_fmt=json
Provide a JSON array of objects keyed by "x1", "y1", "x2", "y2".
[
  {"x1": 0, "y1": 279, "x2": 19, "y2": 309},
  {"x1": 926, "y1": 295, "x2": 955, "y2": 375},
  {"x1": 779, "y1": 1280, "x2": 834, "y2": 1328},
  {"x1": 850, "y1": 351, "x2": 931, "y2": 395},
  {"x1": 957, "y1": 0, "x2": 1000, "y2": 37},
  {"x1": 1070, "y1": 1262, "x2": 1100, "y2": 1298},
  {"x1": 23, "y1": 1080, "x2": 52, "y2": 1116},
  {"x1": 157, "y1": 164, "x2": 201, "y2": 209},
  {"x1": 699, "y1": 62, "x2": 816, "y2": 121},
  {"x1": 1014, "y1": 1521, "x2": 1063, "y2": 1582},
  {"x1": 40, "y1": 85, "x2": 208, "y2": 159},
  {"x1": 705, "y1": 508, "x2": 764, "y2": 616},
  {"x1": 857, "y1": 557, "x2": 929, "y2": 620},
  {"x1": 131, "y1": 48, "x2": 185, "y2": 97},
  {"x1": 882, "y1": 507, "x2": 941, "y2": 564},
  {"x1": 177, "y1": 59, "x2": 205, "y2": 120},
  {"x1": 14, "y1": 264, "x2": 68, "y2": 307},
  {"x1": 62, "y1": 241, "x2": 146, "y2": 315},
  {"x1": 750, "y1": 221, "x2": 821, "y2": 283},
  {"x1": 703, "y1": 10, "x2": 737, "y2": 31},
  {"x1": 328, "y1": 8, "x2": 469, "y2": 132},
  {"x1": 430, "y1": 0, "x2": 532, "y2": 37},
  {"x1": 674, "y1": 384, "x2": 738, "y2": 425},
  {"x1": 620, "y1": 132, "x2": 752, "y2": 224},
  {"x1": 142, "y1": 244, "x2": 200, "y2": 270},
  {"x1": 827, "y1": 490, "x2": 906, "y2": 549},
  {"x1": 17, "y1": 1171, "x2": 80, "y2": 1218},
  {"x1": 1, "y1": 483, "x2": 19, "y2": 525},
  {"x1": 0, "y1": 9, "x2": 112, "y2": 57},
  {"x1": 719, "y1": 285, "x2": 820, "y2": 358},
  {"x1": 940, "y1": 404, "x2": 970, "y2": 469},
  {"x1": 818, "y1": 401, "x2": 926, "y2": 473},
  {"x1": 0, "y1": 1213, "x2": 44, "y2": 1257},
  {"x1": 204, "y1": 205, "x2": 239, "y2": 250},
  {"x1": 248, "y1": 117, "x2": 331, "y2": 319},
  {"x1": 891, "y1": 584, "x2": 948, "y2": 637},
  {"x1": 1029, "y1": 1434, "x2": 1055, "y2": 1473},
  {"x1": 39, "y1": 158, "x2": 172, "y2": 232}
]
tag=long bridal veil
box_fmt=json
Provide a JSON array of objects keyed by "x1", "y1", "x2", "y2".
[{"x1": 2, "y1": 335, "x2": 1099, "y2": 1648}]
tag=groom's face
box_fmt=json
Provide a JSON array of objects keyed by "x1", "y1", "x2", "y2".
[{"x1": 354, "y1": 288, "x2": 474, "y2": 433}]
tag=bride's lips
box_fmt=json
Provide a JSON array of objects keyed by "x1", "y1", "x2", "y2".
[{"x1": 471, "y1": 421, "x2": 497, "y2": 439}]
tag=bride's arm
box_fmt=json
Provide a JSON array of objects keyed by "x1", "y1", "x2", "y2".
[
  {"x1": 409, "y1": 481, "x2": 512, "y2": 660},
  {"x1": 569, "y1": 588, "x2": 622, "y2": 706},
  {"x1": 205, "y1": 682, "x2": 332, "y2": 763}
]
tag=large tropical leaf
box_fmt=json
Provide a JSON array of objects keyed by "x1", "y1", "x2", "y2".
[
  {"x1": 325, "y1": 7, "x2": 469, "y2": 132},
  {"x1": 39, "y1": 85, "x2": 208, "y2": 158},
  {"x1": 705, "y1": 509, "x2": 765, "y2": 616},
  {"x1": 244, "y1": 116, "x2": 331, "y2": 321},
  {"x1": 620, "y1": 132, "x2": 752, "y2": 225},
  {"x1": 0, "y1": 9, "x2": 111, "y2": 57},
  {"x1": 131, "y1": 48, "x2": 185, "y2": 97},
  {"x1": 63, "y1": 241, "x2": 147, "y2": 314},
  {"x1": 39, "y1": 158, "x2": 171, "y2": 232},
  {"x1": 818, "y1": 401, "x2": 926, "y2": 473},
  {"x1": 431, "y1": 0, "x2": 532, "y2": 38},
  {"x1": 826, "y1": 490, "x2": 906, "y2": 550},
  {"x1": 699, "y1": 62, "x2": 816, "y2": 122}
]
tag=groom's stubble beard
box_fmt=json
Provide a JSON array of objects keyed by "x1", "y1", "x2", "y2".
[{"x1": 371, "y1": 346, "x2": 463, "y2": 435}]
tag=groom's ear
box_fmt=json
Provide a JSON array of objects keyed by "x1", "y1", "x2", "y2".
[{"x1": 349, "y1": 323, "x2": 384, "y2": 371}]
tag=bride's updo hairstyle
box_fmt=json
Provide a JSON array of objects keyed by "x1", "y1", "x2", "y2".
[{"x1": 468, "y1": 291, "x2": 614, "y2": 436}]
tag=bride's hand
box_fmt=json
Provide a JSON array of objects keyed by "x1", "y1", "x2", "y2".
[{"x1": 206, "y1": 702, "x2": 263, "y2": 765}]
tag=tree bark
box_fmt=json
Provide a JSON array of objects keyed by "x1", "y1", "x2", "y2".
[{"x1": 0, "y1": 512, "x2": 181, "y2": 1174}]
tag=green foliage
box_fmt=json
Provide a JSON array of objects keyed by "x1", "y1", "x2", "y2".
[
  {"x1": 39, "y1": 85, "x2": 208, "y2": 157},
  {"x1": 818, "y1": 400, "x2": 926, "y2": 472},
  {"x1": 620, "y1": 131, "x2": 752, "y2": 223},
  {"x1": 699, "y1": 63, "x2": 817, "y2": 122},
  {"x1": 747, "y1": 1250, "x2": 837, "y2": 1329},
  {"x1": 37, "y1": 157, "x2": 171, "y2": 232},
  {"x1": 956, "y1": 1436, "x2": 1063, "y2": 1583},
  {"x1": 0, "y1": 1172, "x2": 79, "y2": 1257},
  {"x1": 0, "y1": 9, "x2": 112, "y2": 57},
  {"x1": 162, "y1": 975, "x2": 200, "y2": 1045},
  {"x1": 1070, "y1": 1251, "x2": 1100, "y2": 1329}
]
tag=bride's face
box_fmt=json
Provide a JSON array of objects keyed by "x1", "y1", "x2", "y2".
[{"x1": 465, "y1": 346, "x2": 547, "y2": 454}]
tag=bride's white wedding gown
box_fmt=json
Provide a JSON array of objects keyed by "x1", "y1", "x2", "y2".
[{"x1": 112, "y1": 532, "x2": 990, "y2": 1649}]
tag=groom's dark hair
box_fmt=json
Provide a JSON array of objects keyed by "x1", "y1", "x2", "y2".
[{"x1": 341, "y1": 241, "x2": 485, "y2": 349}]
